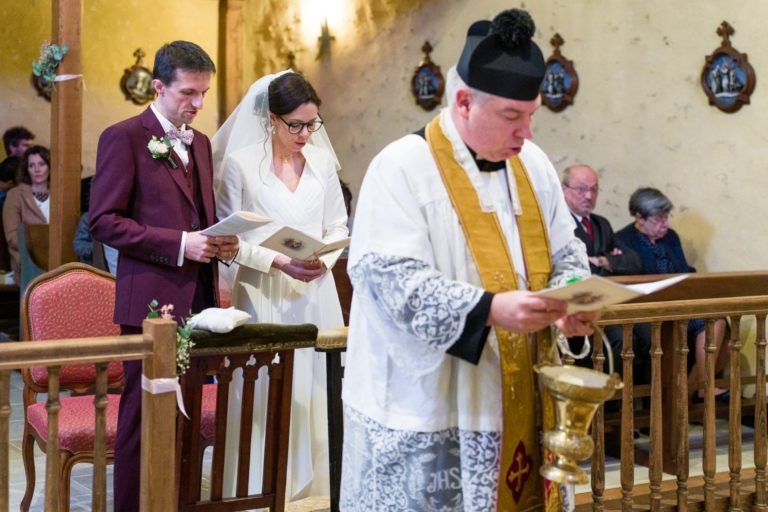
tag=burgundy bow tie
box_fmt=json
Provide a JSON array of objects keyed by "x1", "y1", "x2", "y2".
[{"x1": 167, "y1": 127, "x2": 193, "y2": 145}]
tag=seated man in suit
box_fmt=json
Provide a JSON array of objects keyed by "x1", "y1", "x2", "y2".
[
  {"x1": 562, "y1": 164, "x2": 643, "y2": 375},
  {"x1": 562, "y1": 164, "x2": 641, "y2": 275}
]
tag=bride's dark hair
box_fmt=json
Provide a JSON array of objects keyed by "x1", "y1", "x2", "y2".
[{"x1": 268, "y1": 72, "x2": 321, "y2": 115}]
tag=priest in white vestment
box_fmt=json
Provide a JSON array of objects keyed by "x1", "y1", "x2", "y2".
[{"x1": 341, "y1": 9, "x2": 596, "y2": 512}]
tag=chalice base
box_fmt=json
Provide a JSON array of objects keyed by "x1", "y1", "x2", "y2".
[{"x1": 540, "y1": 458, "x2": 588, "y2": 485}]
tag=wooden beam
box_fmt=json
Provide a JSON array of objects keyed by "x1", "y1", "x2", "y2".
[
  {"x1": 49, "y1": 0, "x2": 83, "y2": 267},
  {"x1": 218, "y1": 0, "x2": 245, "y2": 123}
]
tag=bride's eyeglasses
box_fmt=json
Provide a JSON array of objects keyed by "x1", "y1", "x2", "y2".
[{"x1": 279, "y1": 116, "x2": 324, "y2": 134}]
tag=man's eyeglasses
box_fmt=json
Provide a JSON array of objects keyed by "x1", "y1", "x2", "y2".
[
  {"x1": 564, "y1": 184, "x2": 600, "y2": 195},
  {"x1": 279, "y1": 116, "x2": 324, "y2": 134}
]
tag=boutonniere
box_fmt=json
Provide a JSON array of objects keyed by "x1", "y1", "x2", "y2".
[{"x1": 147, "y1": 135, "x2": 177, "y2": 169}]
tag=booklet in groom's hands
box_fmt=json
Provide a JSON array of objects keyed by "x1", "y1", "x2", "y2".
[
  {"x1": 259, "y1": 226, "x2": 350, "y2": 260},
  {"x1": 200, "y1": 211, "x2": 272, "y2": 236},
  {"x1": 535, "y1": 274, "x2": 688, "y2": 313}
]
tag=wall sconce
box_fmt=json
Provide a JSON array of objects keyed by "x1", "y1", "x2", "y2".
[
  {"x1": 316, "y1": 17, "x2": 336, "y2": 60},
  {"x1": 301, "y1": 0, "x2": 344, "y2": 61}
]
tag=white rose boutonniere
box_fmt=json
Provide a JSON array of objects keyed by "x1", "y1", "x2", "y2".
[{"x1": 147, "y1": 135, "x2": 177, "y2": 169}]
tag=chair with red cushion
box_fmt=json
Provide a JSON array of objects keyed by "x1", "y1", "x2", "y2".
[{"x1": 20, "y1": 262, "x2": 124, "y2": 512}]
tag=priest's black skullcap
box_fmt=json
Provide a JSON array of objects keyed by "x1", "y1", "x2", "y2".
[{"x1": 457, "y1": 9, "x2": 545, "y2": 101}]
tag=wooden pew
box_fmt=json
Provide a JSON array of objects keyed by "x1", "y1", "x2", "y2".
[
  {"x1": 176, "y1": 323, "x2": 318, "y2": 512},
  {"x1": 17, "y1": 224, "x2": 48, "y2": 296},
  {"x1": 24, "y1": 224, "x2": 49, "y2": 271}
]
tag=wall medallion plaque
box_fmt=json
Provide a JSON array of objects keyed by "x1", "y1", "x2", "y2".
[
  {"x1": 541, "y1": 33, "x2": 578, "y2": 112},
  {"x1": 411, "y1": 41, "x2": 445, "y2": 111},
  {"x1": 701, "y1": 21, "x2": 755, "y2": 113},
  {"x1": 121, "y1": 48, "x2": 155, "y2": 105}
]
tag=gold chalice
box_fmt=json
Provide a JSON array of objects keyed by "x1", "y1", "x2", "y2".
[{"x1": 534, "y1": 364, "x2": 623, "y2": 484}]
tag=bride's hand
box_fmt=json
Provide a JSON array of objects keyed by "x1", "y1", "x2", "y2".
[{"x1": 272, "y1": 254, "x2": 326, "y2": 282}]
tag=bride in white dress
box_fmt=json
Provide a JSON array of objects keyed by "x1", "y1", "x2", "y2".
[{"x1": 212, "y1": 70, "x2": 348, "y2": 501}]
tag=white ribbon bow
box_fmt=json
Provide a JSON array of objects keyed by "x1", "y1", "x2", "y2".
[{"x1": 141, "y1": 375, "x2": 189, "y2": 419}]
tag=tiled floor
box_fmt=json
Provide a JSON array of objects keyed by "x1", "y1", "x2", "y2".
[{"x1": 6, "y1": 370, "x2": 330, "y2": 511}]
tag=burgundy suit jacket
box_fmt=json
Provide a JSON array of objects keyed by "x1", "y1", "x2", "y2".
[{"x1": 89, "y1": 107, "x2": 219, "y2": 326}]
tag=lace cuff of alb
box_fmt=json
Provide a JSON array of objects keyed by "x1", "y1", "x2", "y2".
[{"x1": 141, "y1": 375, "x2": 189, "y2": 419}]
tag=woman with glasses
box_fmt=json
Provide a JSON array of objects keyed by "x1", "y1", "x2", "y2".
[
  {"x1": 212, "y1": 71, "x2": 348, "y2": 501},
  {"x1": 616, "y1": 187, "x2": 729, "y2": 401}
]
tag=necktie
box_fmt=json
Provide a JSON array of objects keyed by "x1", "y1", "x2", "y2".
[
  {"x1": 167, "y1": 126, "x2": 194, "y2": 145},
  {"x1": 581, "y1": 216, "x2": 594, "y2": 240}
]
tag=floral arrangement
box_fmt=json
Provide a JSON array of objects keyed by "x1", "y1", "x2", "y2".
[
  {"x1": 32, "y1": 42, "x2": 69, "y2": 84},
  {"x1": 147, "y1": 300, "x2": 194, "y2": 376},
  {"x1": 147, "y1": 135, "x2": 177, "y2": 169}
]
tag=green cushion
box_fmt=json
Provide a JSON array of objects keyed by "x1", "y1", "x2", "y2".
[{"x1": 189, "y1": 323, "x2": 318, "y2": 355}]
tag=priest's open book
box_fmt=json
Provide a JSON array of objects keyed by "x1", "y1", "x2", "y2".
[
  {"x1": 536, "y1": 274, "x2": 688, "y2": 313},
  {"x1": 259, "y1": 226, "x2": 350, "y2": 260}
]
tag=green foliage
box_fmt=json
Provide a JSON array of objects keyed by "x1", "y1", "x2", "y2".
[
  {"x1": 32, "y1": 42, "x2": 69, "y2": 84},
  {"x1": 146, "y1": 300, "x2": 195, "y2": 376}
]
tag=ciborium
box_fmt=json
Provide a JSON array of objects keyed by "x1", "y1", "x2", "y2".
[{"x1": 534, "y1": 364, "x2": 623, "y2": 484}]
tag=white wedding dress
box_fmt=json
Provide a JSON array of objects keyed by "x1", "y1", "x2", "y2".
[{"x1": 215, "y1": 141, "x2": 348, "y2": 501}]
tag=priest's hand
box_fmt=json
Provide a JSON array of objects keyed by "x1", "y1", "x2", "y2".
[
  {"x1": 555, "y1": 311, "x2": 598, "y2": 337},
  {"x1": 273, "y1": 254, "x2": 326, "y2": 283},
  {"x1": 488, "y1": 291, "x2": 568, "y2": 333}
]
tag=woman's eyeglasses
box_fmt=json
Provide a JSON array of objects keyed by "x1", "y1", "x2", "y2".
[{"x1": 279, "y1": 116, "x2": 324, "y2": 134}]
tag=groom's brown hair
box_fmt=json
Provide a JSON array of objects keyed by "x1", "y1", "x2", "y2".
[{"x1": 153, "y1": 40, "x2": 215, "y2": 85}]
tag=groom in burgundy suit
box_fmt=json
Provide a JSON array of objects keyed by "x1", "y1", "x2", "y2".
[{"x1": 89, "y1": 41, "x2": 238, "y2": 512}]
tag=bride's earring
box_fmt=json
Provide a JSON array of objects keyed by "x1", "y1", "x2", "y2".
[{"x1": 271, "y1": 124, "x2": 276, "y2": 134}]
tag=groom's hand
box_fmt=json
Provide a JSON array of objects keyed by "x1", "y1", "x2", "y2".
[{"x1": 185, "y1": 231, "x2": 219, "y2": 263}]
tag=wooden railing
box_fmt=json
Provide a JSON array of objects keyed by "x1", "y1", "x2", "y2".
[
  {"x1": 577, "y1": 271, "x2": 768, "y2": 511},
  {"x1": 13, "y1": 269, "x2": 742, "y2": 511},
  {"x1": 322, "y1": 269, "x2": 768, "y2": 511},
  {"x1": 0, "y1": 318, "x2": 178, "y2": 512}
]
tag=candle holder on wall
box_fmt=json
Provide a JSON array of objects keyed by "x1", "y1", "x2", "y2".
[
  {"x1": 701, "y1": 21, "x2": 755, "y2": 114},
  {"x1": 410, "y1": 41, "x2": 445, "y2": 111},
  {"x1": 540, "y1": 33, "x2": 578, "y2": 113}
]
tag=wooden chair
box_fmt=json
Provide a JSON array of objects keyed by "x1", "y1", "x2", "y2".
[
  {"x1": 20, "y1": 262, "x2": 124, "y2": 511},
  {"x1": 16, "y1": 223, "x2": 48, "y2": 298},
  {"x1": 331, "y1": 256, "x2": 352, "y2": 326},
  {"x1": 91, "y1": 240, "x2": 109, "y2": 273}
]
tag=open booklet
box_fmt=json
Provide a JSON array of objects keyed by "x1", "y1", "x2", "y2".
[
  {"x1": 200, "y1": 211, "x2": 272, "y2": 237},
  {"x1": 259, "y1": 226, "x2": 350, "y2": 260},
  {"x1": 535, "y1": 274, "x2": 688, "y2": 313}
]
